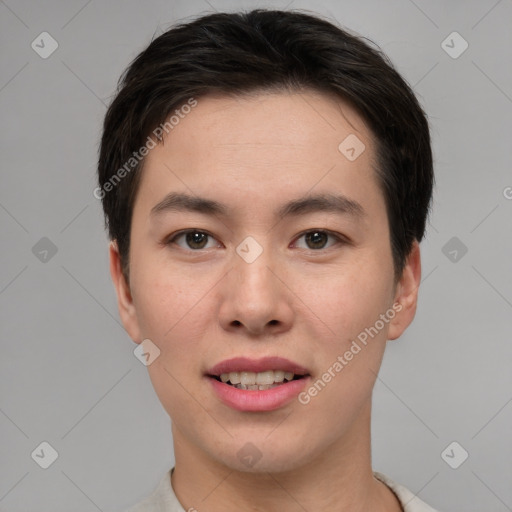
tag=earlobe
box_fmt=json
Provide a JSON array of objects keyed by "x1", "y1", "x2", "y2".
[
  {"x1": 109, "y1": 240, "x2": 142, "y2": 343},
  {"x1": 387, "y1": 241, "x2": 422, "y2": 341}
]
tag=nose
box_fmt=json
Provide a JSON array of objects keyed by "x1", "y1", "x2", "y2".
[{"x1": 217, "y1": 248, "x2": 294, "y2": 337}]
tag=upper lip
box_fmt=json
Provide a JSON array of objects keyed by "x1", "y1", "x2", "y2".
[{"x1": 206, "y1": 356, "x2": 310, "y2": 376}]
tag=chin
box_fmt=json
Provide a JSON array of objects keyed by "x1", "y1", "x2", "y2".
[
  {"x1": 227, "y1": 453, "x2": 307, "y2": 474},
  {"x1": 208, "y1": 434, "x2": 315, "y2": 474}
]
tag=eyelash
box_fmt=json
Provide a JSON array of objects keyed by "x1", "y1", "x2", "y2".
[{"x1": 164, "y1": 229, "x2": 347, "y2": 252}]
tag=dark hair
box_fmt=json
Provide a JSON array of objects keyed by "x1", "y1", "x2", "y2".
[{"x1": 97, "y1": 9, "x2": 433, "y2": 282}]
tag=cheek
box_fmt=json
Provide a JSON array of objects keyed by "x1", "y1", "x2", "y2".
[
  {"x1": 146, "y1": 358, "x2": 204, "y2": 438},
  {"x1": 293, "y1": 257, "x2": 394, "y2": 412},
  {"x1": 131, "y1": 252, "x2": 206, "y2": 339},
  {"x1": 137, "y1": 270, "x2": 212, "y2": 423},
  {"x1": 297, "y1": 254, "x2": 394, "y2": 342}
]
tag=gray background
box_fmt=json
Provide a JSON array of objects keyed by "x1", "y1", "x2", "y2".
[{"x1": 1, "y1": 0, "x2": 511, "y2": 510}]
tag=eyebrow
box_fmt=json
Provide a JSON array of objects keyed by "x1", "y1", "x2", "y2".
[{"x1": 150, "y1": 192, "x2": 365, "y2": 220}]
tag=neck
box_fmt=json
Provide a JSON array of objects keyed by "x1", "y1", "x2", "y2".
[{"x1": 170, "y1": 399, "x2": 402, "y2": 512}]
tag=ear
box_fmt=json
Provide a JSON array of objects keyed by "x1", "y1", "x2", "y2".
[
  {"x1": 387, "y1": 240, "x2": 422, "y2": 340},
  {"x1": 109, "y1": 240, "x2": 142, "y2": 344}
]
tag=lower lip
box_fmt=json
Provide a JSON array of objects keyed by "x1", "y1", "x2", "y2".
[{"x1": 207, "y1": 376, "x2": 311, "y2": 412}]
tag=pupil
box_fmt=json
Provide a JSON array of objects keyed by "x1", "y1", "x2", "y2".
[
  {"x1": 187, "y1": 232, "x2": 207, "y2": 249},
  {"x1": 306, "y1": 231, "x2": 327, "y2": 249}
]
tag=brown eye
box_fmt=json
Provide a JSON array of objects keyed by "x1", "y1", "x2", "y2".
[
  {"x1": 167, "y1": 230, "x2": 218, "y2": 250},
  {"x1": 185, "y1": 231, "x2": 209, "y2": 249},
  {"x1": 294, "y1": 230, "x2": 342, "y2": 250},
  {"x1": 305, "y1": 231, "x2": 328, "y2": 249}
]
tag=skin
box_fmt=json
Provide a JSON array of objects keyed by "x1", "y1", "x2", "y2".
[{"x1": 110, "y1": 90, "x2": 421, "y2": 512}]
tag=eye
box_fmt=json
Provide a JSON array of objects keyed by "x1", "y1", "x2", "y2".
[
  {"x1": 166, "y1": 230, "x2": 220, "y2": 250},
  {"x1": 293, "y1": 230, "x2": 344, "y2": 250},
  {"x1": 165, "y1": 229, "x2": 345, "y2": 252}
]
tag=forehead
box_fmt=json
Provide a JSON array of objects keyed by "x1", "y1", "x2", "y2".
[
  {"x1": 135, "y1": 91, "x2": 381, "y2": 218},
  {"x1": 157, "y1": 90, "x2": 372, "y2": 156}
]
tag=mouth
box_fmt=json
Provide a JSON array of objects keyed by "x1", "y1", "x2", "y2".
[
  {"x1": 208, "y1": 370, "x2": 308, "y2": 390},
  {"x1": 205, "y1": 357, "x2": 311, "y2": 411}
]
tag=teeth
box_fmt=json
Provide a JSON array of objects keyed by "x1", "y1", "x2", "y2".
[
  {"x1": 240, "y1": 371, "x2": 256, "y2": 385},
  {"x1": 256, "y1": 370, "x2": 274, "y2": 385},
  {"x1": 229, "y1": 372, "x2": 241, "y2": 384},
  {"x1": 273, "y1": 370, "x2": 285, "y2": 383},
  {"x1": 218, "y1": 370, "x2": 298, "y2": 387},
  {"x1": 234, "y1": 383, "x2": 281, "y2": 390}
]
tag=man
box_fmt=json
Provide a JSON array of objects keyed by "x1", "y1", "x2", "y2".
[{"x1": 97, "y1": 9, "x2": 438, "y2": 512}]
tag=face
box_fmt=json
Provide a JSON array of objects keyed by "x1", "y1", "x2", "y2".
[{"x1": 110, "y1": 90, "x2": 420, "y2": 473}]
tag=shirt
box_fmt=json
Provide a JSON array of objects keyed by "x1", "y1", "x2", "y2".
[{"x1": 125, "y1": 468, "x2": 440, "y2": 512}]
